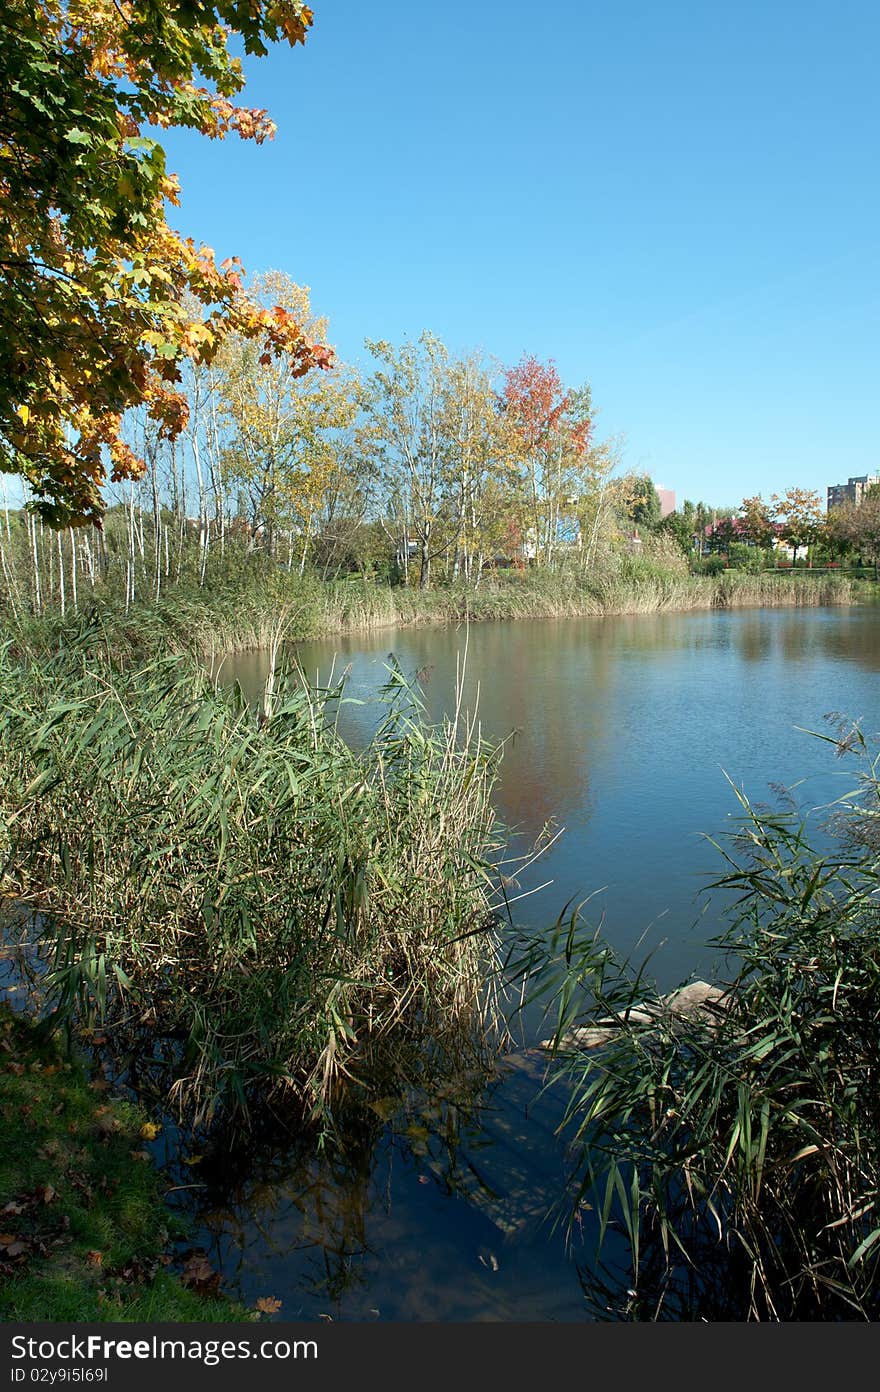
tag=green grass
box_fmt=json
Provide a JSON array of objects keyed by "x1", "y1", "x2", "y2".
[{"x1": 0, "y1": 1005, "x2": 249, "y2": 1322}]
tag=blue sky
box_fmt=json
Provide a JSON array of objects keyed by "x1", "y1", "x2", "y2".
[{"x1": 108, "y1": 2, "x2": 880, "y2": 507}]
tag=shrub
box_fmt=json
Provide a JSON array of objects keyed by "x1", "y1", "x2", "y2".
[
  {"x1": 726, "y1": 542, "x2": 764, "y2": 573},
  {"x1": 692, "y1": 556, "x2": 726, "y2": 576}
]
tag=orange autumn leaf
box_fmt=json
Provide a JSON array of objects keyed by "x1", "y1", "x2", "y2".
[{"x1": 0, "y1": 1, "x2": 330, "y2": 529}]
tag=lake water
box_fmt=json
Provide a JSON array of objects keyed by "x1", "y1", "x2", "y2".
[{"x1": 196, "y1": 605, "x2": 880, "y2": 1319}]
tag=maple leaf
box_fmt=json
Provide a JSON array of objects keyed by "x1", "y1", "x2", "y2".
[
  {"x1": 0, "y1": 0, "x2": 324, "y2": 527},
  {"x1": 255, "y1": 1296, "x2": 282, "y2": 1314}
]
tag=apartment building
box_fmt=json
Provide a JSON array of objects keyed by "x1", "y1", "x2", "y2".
[{"x1": 827, "y1": 474, "x2": 880, "y2": 510}]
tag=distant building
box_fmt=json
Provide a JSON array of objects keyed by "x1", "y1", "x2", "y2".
[
  {"x1": 656, "y1": 486, "x2": 676, "y2": 518},
  {"x1": 555, "y1": 518, "x2": 579, "y2": 546},
  {"x1": 827, "y1": 475, "x2": 880, "y2": 511}
]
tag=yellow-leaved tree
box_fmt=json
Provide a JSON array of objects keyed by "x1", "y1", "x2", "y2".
[
  {"x1": 0, "y1": 1, "x2": 330, "y2": 527},
  {"x1": 217, "y1": 273, "x2": 359, "y2": 569}
]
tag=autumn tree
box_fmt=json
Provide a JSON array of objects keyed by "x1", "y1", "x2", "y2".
[
  {"x1": 626, "y1": 475, "x2": 662, "y2": 529},
  {"x1": 568, "y1": 435, "x2": 625, "y2": 570},
  {"x1": 439, "y1": 353, "x2": 517, "y2": 582},
  {"x1": 854, "y1": 492, "x2": 880, "y2": 578},
  {"x1": 502, "y1": 355, "x2": 592, "y2": 566},
  {"x1": 217, "y1": 274, "x2": 356, "y2": 568},
  {"x1": 823, "y1": 502, "x2": 859, "y2": 565},
  {"x1": 0, "y1": 1, "x2": 329, "y2": 527},
  {"x1": 771, "y1": 488, "x2": 824, "y2": 567},
  {"x1": 828, "y1": 489, "x2": 880, "y2": 576},
  {"x1": 739, "y1": 494, "x2": 776, "y2": 550},
  {"x1": 365, "y1": 333, "x2": 453, "y2": 589}
]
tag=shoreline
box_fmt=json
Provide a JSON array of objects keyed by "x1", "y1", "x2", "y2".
[
  {"x1": 187, "y1": 571, "x2": 866, "y2": 656},
  {"x1": 5, "y1": 568, "x2": 868, "y2": 661}
]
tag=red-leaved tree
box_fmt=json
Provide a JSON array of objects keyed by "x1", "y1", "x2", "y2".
[{"x1": 502, "y1": 355, "x2": 591, "y2": 564}]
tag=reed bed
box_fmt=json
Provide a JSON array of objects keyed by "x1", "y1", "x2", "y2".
[
  {"x1": 0, "y1": 638, "x2": 507, "y2": 1130},
  {"x1": 517, "y1": 732, "x2": 880, "y2": 1320},
  {"x1": 7, "y1": 566, "x2": 856, "y2": 663}
]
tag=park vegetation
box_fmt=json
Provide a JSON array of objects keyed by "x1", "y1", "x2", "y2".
[
  {"x1": 522, "y1": 724, "x2": 880, "y2": 1320},
  {"x1": 0, "y1": 282, "x2": 867, "y2": 643},
  {"x1": 0, "y1": 635, "x2": 509, "y2": 1129},
  {"x1": 3, "y1": 1, "x2": 880, "y2": 1326},
  {"x1": 0, "y1": 1005, "x2": 251, "y2": 1321}
]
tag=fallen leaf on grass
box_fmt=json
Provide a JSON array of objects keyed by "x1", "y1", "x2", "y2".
[
  {"x1": 115, "y1": 1256, "x2": 159, "y2": 1285},
  {"x1": 86, "y1": 1251, "x2": 103, "y2": 1267}
]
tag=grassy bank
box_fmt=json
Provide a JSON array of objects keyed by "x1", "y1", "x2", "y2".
[
  {"x1": 6, "y1": 563, "x2": 862, "y2": 661},
  {"x1": 0, "y1": 638, "x2": 505, "y2": 1130},
  {"x1": 160, "y1": 566, "x2": 863, "y2": 656},
  {"x1": 0, "y1": 1004, "x2": 248, "y2": 1321}
]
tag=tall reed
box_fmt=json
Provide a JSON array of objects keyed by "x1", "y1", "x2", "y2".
[
  {"x1": 513, "y1": 731, "x2": 880, "y2": 1319},
  {"x1": 5, "y1": 565, "x2": 857, "y2": 663},
  {"x1": 0, "y1": 637, "x2": 506, "y2": 1131}
]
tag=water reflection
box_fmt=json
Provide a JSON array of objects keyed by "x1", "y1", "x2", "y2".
[
  {"x1": 223, "y1": 607, "x2": 880, "y2": 987},
  {"x1": 208, "y1": 606, "x2": 880, "y2": 1318},
  {"x1": 174, "y1": 1051, "x2": 586, "y2": 1321}
]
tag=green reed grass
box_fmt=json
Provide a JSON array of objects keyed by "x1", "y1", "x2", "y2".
[
  {"x1": 514, "y1": 732, "x2": 880, "y2": 1319},
  {"x1": 0, "y1": 636, "x2": 506, "y2": 1131},
  {"x1": 6, "y1": 563, "x2": 856, "y2": 664}
]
